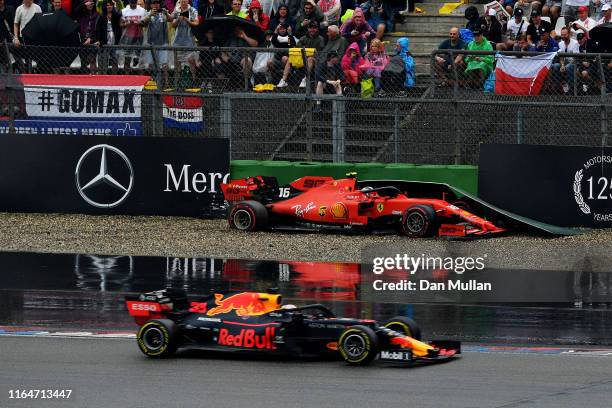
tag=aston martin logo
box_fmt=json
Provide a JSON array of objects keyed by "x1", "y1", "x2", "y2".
[{"x1": 75, "y1": 144, "x2": 134, "y2": 208}]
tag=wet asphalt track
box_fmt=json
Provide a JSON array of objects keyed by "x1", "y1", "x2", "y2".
[{"x1": 1, "y1": 336, "x2": 612, "y2": 408}]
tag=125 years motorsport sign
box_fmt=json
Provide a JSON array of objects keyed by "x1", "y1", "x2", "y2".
[{"x1": 479, "y1": 144, "x2": 612, "y2": 228}]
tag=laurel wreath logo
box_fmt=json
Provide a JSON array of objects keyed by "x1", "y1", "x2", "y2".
[{"x1": 574, "y1": 169, "x2": 590, "y2": 214}]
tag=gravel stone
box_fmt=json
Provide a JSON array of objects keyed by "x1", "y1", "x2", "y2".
[{"x1": 1, "y1": 213, "x2": 612, "y2": 268}]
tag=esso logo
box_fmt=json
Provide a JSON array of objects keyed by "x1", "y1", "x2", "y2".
[{"x1": 131, "y1": 303, "x2": 158, "y2": 311}]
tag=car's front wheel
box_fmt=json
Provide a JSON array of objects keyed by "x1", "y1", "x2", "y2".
[
  {"x1": 401, "y1": 205, "x2": 437, "y2": 237},
  {"x1": 338, "y1": 325, "x2": 379, "y2": 365},
  {"x1": 137, "y1": 319, "x2": 178, "y2": 358},
  {"x1": 382, "y1": 316, "x2": 422, "y2": 340}
]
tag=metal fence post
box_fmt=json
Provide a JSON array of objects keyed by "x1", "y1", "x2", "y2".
[
  {"x1": 332, "y1": 99, "x2": 345, "y2": 163},
  {"x1": 597, "y1": 55, "x2": 608, "y2": 146},
  {"x1": 516, "y1": 107, "x2": 524, "y2": 144},
  {"x1": 221, "y1": 95, "x2": 232, "y2": 158},
  {"x1": 393, "y1": 107, "x2": 399, "y2": 163},
  {"x1": 3, "y1": 40, "x2": 15, "y2": 134}
]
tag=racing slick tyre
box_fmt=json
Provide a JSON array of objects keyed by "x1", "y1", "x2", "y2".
[
  {"x1": 383, "y1": 316, "x2": 422, "y2": 341},
  {"x1": 401, "y1": 205, "x2": 437, "y2": 238},
  {"x1": 228, "y1": 201, "x2": 269, "y2": 231},
  {"x1": 338, "y1": 325, "x2": 379, "y2": 365},
  {"x1": 137, "y1": 319, "x2": 179, "y2": 358}
]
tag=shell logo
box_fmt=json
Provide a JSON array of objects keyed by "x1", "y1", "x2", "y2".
[{"x1": 331, "y1": 202, "x2": 348, "y2": 218}]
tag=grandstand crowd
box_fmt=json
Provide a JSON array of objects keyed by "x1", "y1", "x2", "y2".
[{"x1": 0, "y1": 0, "x2": 610, "y2": 95}]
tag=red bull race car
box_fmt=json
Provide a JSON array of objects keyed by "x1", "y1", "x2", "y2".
[
  {"x1": 126, "y1": 289, "x2": 461, "y2": 366},
  {"x1": 221, "y1": 174, "x2": 506, "y2": 238}
]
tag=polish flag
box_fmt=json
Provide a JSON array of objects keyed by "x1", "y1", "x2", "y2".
[{"x1": 495, "y1": 52, "x2": 557, "y2": 95}]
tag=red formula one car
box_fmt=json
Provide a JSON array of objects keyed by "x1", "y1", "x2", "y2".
[
  {"x1": 126, "y1": 288, "x2": 460, "y2": 365},
  {"x1": 221, "y1": 174, "x2": 506, "y2": 238}
]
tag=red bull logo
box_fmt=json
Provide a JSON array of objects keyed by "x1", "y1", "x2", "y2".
[
  {"x1": 207, "y1": 293, "x2": 281, "y2": 316},
  {"x1": 218, "y1": 327, "x2": 277, "y2": 349}
]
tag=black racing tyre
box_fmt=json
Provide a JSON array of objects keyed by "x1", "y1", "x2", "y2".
[
  {"x1": 137, "y1": 319, "x2": 179, "y2": 358},
  {"x1": 338, "y1": 325, "x2": 379, "y2": 365},
  {"x1": 383, "y1": 316, "x2": 422, "y2": 340},
  {"x1": 401, "y1": 205, "x2": 437, "y2": 237},
  {"x1": 228, "y1": 201, "x2": 269, "y2": 231}
]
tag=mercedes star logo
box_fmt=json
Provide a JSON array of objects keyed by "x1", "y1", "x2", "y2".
[{"x1": 75, "y1": 144, "x2": 134, "y2": 208}]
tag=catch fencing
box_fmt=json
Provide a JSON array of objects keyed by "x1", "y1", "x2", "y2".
[{"x1": 1, "y1": 43, "x2": 611, "y2": 164}]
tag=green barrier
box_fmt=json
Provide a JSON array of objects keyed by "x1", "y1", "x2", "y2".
[{"x1": 230, "y1": 161, "x2": 479, "y2": 195}]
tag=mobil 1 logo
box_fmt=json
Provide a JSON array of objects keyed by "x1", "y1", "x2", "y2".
[{"x1": 573, "y1": 155, "x2": 612, "y2": 223}]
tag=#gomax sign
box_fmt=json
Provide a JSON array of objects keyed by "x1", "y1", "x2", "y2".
[{"x1": 0, "y1": 74, "x2": 150, "y2": 136}]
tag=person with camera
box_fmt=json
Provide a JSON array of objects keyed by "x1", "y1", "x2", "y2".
[
  {"x1": 142, "y1": 0, "x2": 173, "y2": 87},
  {"x1": 171, "y1": 0, "x2": 199, "y2": 86},
  {"x1": 294, "y1": 0, "x2": 323, "y2": 38}
]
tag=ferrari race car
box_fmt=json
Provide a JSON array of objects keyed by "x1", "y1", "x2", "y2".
[
  {"x1": 221, "y1": 174, "x2": 505, "y2": 238},
  {"x1": 126, "y1": 289, "x2": 461, "y2": 366}
]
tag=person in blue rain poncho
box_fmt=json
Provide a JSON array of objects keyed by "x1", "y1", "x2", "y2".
[{"x1": 396, "y1": 37, "x2": 415, "y2": 88}]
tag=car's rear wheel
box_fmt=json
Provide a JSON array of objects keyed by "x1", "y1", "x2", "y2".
[
  {"x1": 228, "y1": 201, "x2": 269, "y2": 231},
  {"x1": 383, "y1": 316, "x2": 422, "y2": 340},
  {"x1": 401, "y1": 205, "x2": 437, "y2": 238},
  {"x1": 338, "y1": 325, "x2": 379, "y2": 365},
  {"x1": 137, "y1": 319, "x2": 178, "y2": 358}
]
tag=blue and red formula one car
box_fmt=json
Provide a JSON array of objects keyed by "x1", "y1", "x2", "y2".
[{"x1": 126, "y1": 289, "x2": 461, "y2": 366}]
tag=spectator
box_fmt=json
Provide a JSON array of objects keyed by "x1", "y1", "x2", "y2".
[
  {"x1": 570, "y1": 6, "x2": 597, "y2": 38},
  {"x1": 227, "y1": 0, "x2": 246, "y2": 17},
  {"x1": 195, "y1": 27, "x2": 221, "y2": 79},
  {"x1": 0, "y1": 0, "x2": 14, "y2": 72},
  {"x1": 498, "y1": 8, "x2": 527, "y2": 51},
  {"x1": 13, "y1": 0, "x2": 42, "y2": 48},
  {"x1": 564, "y1": 0, "x2": 589, "y2": 23},
  {"x1": 552, "y1": 26, "x2": 579, "y2": 94},
  {"x1": 53, "y1": 0, "x2": 74, "y2": 15},
  {"x1": 576, "y1": 31, "x2": 602, "y2": 93},
  {"x1": 464, "y1": 5, "x2": 483, "y2": 32},
  {"x1": 120, "y1": 0, "x2": 146, "y2": 73},
  {"x1": 75, "y1": 0, "x2": 99, "y2": 73},
  {"x1": 277, "y1": 20, "x2": 323, "y2": 88},
  {"x1": 218, "y1": 26, "x2": 258, "y2": 86},
  {"x1": 143, "y1": 0, "x2": 172, "y2": 87},
  {"x1": 172, "y1": 0, "x2": 199, "y2": 85},
  {"x1": 314, "y1": 50, "x2": 343, "y2": 111},
  {"x1": 294, "y1": 0, "x2": 323, "y2": 38},
  {"x1": 512, "y1": 32, "x2": 536, "y2": 51},
  {"x1": 95, "y1": 0, "x2": 121, "y2": 74},
  {"x1": 283, "y1": 0, "x2": 302, "y2": 19},
  {"x1": 269, "y1": 4, "x2": 295, "y2": 33},
  {"x1": 542, "y1": 0, "x2": 561, "y2": 26},
  {"x1": 35, "y1": 0, "x2": 52, "y2": 13},
  {"x1": 246, "y1": 0, "x2": 269, "y2": 30},
  {"x1": 268, "y1": 22, "x2": 296, "y2": 81},
  {"x1": 199, "y1": 0, "x2": 224, "y2": 21},
  {"x1": 512, "y1": 0, "x2": 541, "y2": 19},
  {"x1": 434, "y1": 26, "x2": 466, "y2": 87},
  {"x1": 482, "y1": 8, "x2": 502, "y2": 47},
  {"x1": 96, "y1": 0, "x2": 125, "y2": 15},
  {"x1": 319, "y1": 0, "x2": 341, "y2": 28},
  {"x1": 535, "y1": 29, "x2": 558, "y2": 51},
  {"x1": 360, "y1": 38, "x2": 388, "y2": 93},
  {"x1": 526, "y1": 9, "x2": 551, "y2": 46},
  {"x1": 395, "y1": 37, "x2": 415, "y2": 90},
  {"x1": 597, "y1": 4, "x2": 611, "y2": 25},
  {"x1": 340, "y1": 7, "x2": 375, "y2": 54},
  {"x1": 341, "y1": 41, "x2": 363, "y2": 85},
  {"x1": 464, "y1": 27, "x2": 494, "y2": 88},
  {"x1": 319, "y1": 24, "x2": 347, "y2": 61},
  {"x1": 360, "y1": 0, "x2": 392, "y2": 41}
]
